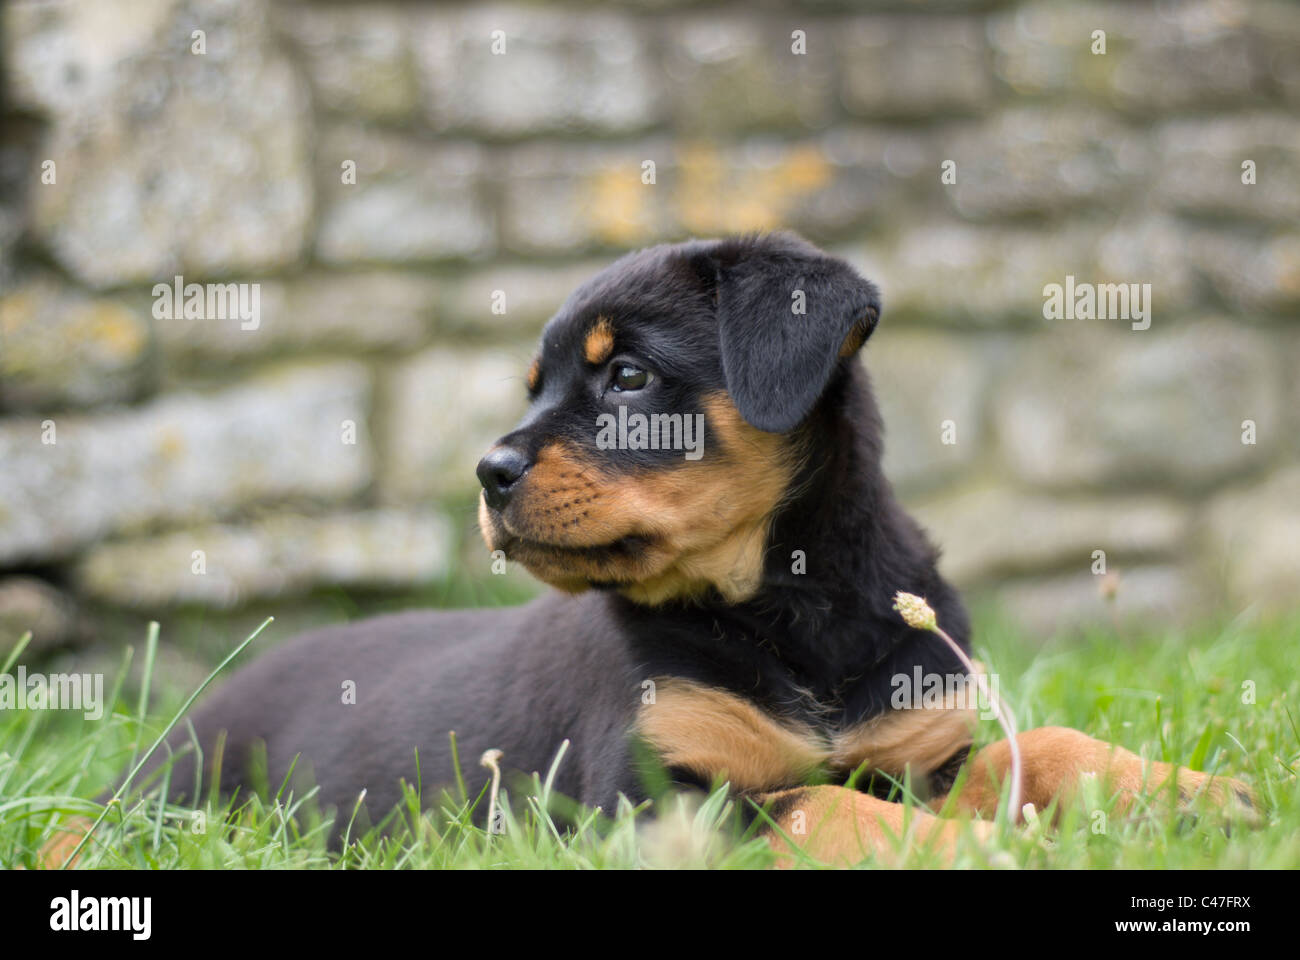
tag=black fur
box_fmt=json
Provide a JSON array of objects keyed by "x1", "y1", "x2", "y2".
[
  {"x1": 136, "y1": 232, "x2": 969, "y2": 834},
  {"x1": 708, "y1": 233, "x2": 880, "y2": 432}
]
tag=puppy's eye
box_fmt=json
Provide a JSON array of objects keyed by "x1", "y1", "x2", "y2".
[{"x1": 611, "y1": 364, "x2": 652, "y2": 392}]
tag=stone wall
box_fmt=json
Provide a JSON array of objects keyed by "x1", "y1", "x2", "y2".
[{"x1": 1, "y1": 0, "x2": 1298, "y2": 652}]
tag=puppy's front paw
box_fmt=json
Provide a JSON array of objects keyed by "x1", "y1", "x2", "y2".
[{"x1": 1153, "y1": 763, "x2": 1260, "y2": 828}]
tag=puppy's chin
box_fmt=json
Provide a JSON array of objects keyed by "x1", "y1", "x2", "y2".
[
  {"x1": 518, "y1": 567, "x2": 594, "y2": 594},
  {"x1": 478, "y1": 495, "x2": 660, "y2": 592}
]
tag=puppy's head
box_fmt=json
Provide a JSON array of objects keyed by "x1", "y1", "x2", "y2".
[{"x1": 477, "y1": 231, "x2": 881, "y2": 605}]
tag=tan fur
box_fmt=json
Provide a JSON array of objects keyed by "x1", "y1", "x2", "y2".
[
  {"x1": 34, "y1": 816, "x2": 93, "y2": 869},
  {"x1": 940, "y1": 726, "x2": 1258, "y2": 822},
  {"x1": 836, "y1": 308, "x2": 877, "y2": 359},
  {"x1": 636, "y1": 684, "x2": 1257, "y2": 864},
  {"x1": 583, "y1": 316, "x2": 615, "y2": 365},
  {"x1": 479, "y1": 392, "x2": 798, "y2": 604},
  {"x1": 636, "y1": 677, "x2": 979, "y2": 792},
  {"x1": 831, "y1": 703, "x2": 977, "y2": 779},
  {"x1": 526, "y1": 356, "x2": 541, "y2": 392},
  {"x1": 621, "y1": 394, "x2": 795, "y2": 603},
  {"x1": 760, "y1": 727, "x2": 1256, "y2": 866},
  {"x1": 637, "y1": 678, "x2": 826, "y2": 791},
  {"x1": 758, "y1": 785, "x2": 993, "y2": 867},
  {"x1": 831, "y1": 663, "x2": 980, "y2": 777}
]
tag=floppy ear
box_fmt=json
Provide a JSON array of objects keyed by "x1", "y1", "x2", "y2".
[{"x1": 704, "y1": 233, "x2": 881, "y2": 433}]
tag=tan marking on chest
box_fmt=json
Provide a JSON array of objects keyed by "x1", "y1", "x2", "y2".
[
  {"x1": 829, "y1": 704, "x2": 977, "y2": 778},
  {"x1": 636, "y1": 677, "x2": 979, "y2": 792},
  {"x1": 636, "y1": 678, "x2": 826, "y2": 791}
]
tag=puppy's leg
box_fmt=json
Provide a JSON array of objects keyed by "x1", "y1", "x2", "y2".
[
  {"x1": 941, "y1": 726, "x2": 1257, "y2": 823},
  {"x1": 754, "y1": 785, "x2": 993, "y2": 867},
  {"x1": 33, "y1": 816, "x2": 95, "y2": 869}
]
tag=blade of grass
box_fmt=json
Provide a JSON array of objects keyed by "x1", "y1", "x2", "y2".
[
  {"x1": 1284, "y1": 705, "x2": 1300, "y2": 751},
  {"x1": 63, "y1": 616, "x2": 274, "y2": 867},
  {"x1": 1188, "y1": 721, "x2": 1215, "y2": 772},
  {"x1": 127, "y1": 622, "x2": 160, "y2": 771},
  {"x1": 1, "y1": 631, "x2": 32, "y2": 676},
  {"x1": 448, "y1": 730, "x2": 467, "y2": 804}
]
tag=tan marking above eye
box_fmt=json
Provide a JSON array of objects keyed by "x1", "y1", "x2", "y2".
[
  {"x1": 635, "y1": 676, "x2": 979, "y2": 793},
  {"x1": 583, "y1": 316, "x2": 615, "y2": 365},
  {"x1": 526, "y1": 356, "x2": 541, "y2": 392}
]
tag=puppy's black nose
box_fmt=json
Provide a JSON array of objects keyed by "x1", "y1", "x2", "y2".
[{"x1": 477, "y1": 446, "x2": 531, "y2": 510}]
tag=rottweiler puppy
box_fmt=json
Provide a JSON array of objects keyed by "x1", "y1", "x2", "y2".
[{"x1": 59, "y1": 231, "x2": 1254, "y2": 866}]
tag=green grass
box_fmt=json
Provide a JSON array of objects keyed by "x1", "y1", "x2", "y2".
[{"x1": 2, "y1": 606, "x2": 1297, "y2": 869}]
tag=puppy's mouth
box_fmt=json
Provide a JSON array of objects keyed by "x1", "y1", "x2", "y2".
[
  {"x1": 503, "y1": 532, "x2": 654, "y2": 562},
  {"x1": 500, "y1": 532, "x2": 661, "y2": 592},
  {"x1": 479, "y1": 496, "x2": 661, "y2": 588}
]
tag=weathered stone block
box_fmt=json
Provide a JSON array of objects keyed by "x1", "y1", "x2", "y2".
[
  {"x1": 75, "y1": 509, "x2": 454, "y2": 609},
  {"x1": 805, "y1": 127, "x2": 933, "y2": 233},
  {"x1": 378, "y1": 347, "x2": 525, "y2": 503},
  {"x1": 0, "y1": 575, "x2": 81, "y2": 653},
  {"x1": 995, "y1": 322, "x2": 1281, "y2": 489},
  {"x1": 501, "y1": 136, "x2": 905, "y2": 254},
  {"x1": 4, "y1": 0, "x2": 176, "y2": 113},
  {"x1": 152, "y1": 270, "x2": 438, "y2": 363},
  {"x1": 989, "y1": 0, "x2": 1277, "y2": 114},
  {"x1": 841, "y1": 216, "x2": 1209, "y2": 326},
  {"x1": 1, "y1": 274, "x2": 151, "y2": 410},
  {"x1": 438, "y1": 260, "x2": 609, "y2": 337},
  {"x1": 414, "y1": 6, "x2": 660, "y2": 136},
  {"x1": 911, "y1": 485, "x2": 1189, "y2": 585},
  {"x1": 0, "y1": 362, "x2": 372, "y2": 564},
  {"x1": 838, "y1": 225, "x2": 1088, "y2": 326},
  {"x1": 990, "y1": 565, "x2": 1200, "y2": 637},
  {"x1": 277, "y1": 2, "x2": 420, "y2": 122},
  {"x1": 315, "y1": 125, "x2": 495, "y2": 263},
  {"x1": 1153, "y1": 113, "x2": 1300, "y2": 223},
  {"x1": 943, "y1": 108, "x2": 1151, "y2": 219},
  {"x1": 9, "y1": 0, "x2": 314, "y2": 288},
  {"x1": 1205, "y1": 466, "x2": 1300, "y2": 613},
  {"x1": 838, "y1": 16, "x2": 994, "y2": 118},
  {"x1": 1185, "y1": 228, "x2": 1300, "y2": 315},
  {"x1": 661, "y1": 15, "x2": 837, "y2": 132},
  {"x1": 862, "y1": 332, "x2": 991, "y2": 492},
  {"x1": 1253, "y1": 1, "x2": 1300, "y2": 104},
  {"x1": 500, "y1": 140, "x2": 678, "y2": 254}
]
